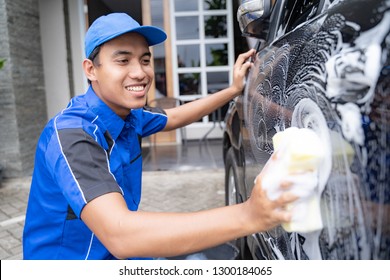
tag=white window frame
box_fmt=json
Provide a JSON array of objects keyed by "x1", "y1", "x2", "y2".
[{"x1": 170, "y1": 0, "x2": 235, "y2": 139}]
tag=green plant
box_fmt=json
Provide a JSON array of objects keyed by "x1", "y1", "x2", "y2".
[{"x1": 0, "y1": 58, "x2": 5, "y2": 69}]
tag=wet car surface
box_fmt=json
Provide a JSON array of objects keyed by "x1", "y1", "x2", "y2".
[{"x1": 223, "y1": 0, "x2": 390, "y2": 259}]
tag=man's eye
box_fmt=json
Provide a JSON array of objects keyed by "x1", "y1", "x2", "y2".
[
  {"x1": 142, "y1": 59, "x2": 151, "y2": 65},
  {"x1": 117, "y1": 59, "x2": 128, "y2": 64}
]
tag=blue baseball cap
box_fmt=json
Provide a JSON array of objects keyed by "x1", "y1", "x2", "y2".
[{"x1": 85, "y1": 13, "x2": 167, "y2": 58}]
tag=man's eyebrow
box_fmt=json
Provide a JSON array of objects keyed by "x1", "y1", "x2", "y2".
[
  {"x1": 112, "y1": 50, "x2": 131, "y2": 57},
  {"x1": 112, "y1": 50, "x2": 152, "y2": 57}
]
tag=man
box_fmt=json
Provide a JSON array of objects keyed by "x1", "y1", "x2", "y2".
[{"x1": 23, "y1": 13, "x2": 296, "y2": 260}]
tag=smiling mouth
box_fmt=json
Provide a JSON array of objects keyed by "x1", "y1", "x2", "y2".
[{"x1": 125, "y1": 85, "x2": 146, "y2": 92}]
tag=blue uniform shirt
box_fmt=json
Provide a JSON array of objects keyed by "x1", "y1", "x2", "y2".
[{"x1": 23, "y1": 86, "x2": 168, "y2": 259}]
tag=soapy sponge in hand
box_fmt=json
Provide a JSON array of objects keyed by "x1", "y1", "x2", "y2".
[
  {"x1": 262, "y1": 127, "x2": 325, "y2": 233},
  {"x1": 272, "y1": 127, "x2": 325, "y2": 173}
]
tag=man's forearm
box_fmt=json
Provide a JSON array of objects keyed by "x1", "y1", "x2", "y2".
[{"x1": 163, "y1": 86, "x2": 240, "y2": 131}]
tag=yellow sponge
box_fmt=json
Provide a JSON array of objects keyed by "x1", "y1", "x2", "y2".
[
  {"x1": 271, "y1": 127, "x2": 325, "y2": 233},
  {"x1": 272, "y1": 127, "x2": 325, "y2": 173}
]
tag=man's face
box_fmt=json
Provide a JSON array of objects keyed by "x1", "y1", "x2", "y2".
[{"x1": 90, "y1": 32, "x2": 154, "y2": 118}]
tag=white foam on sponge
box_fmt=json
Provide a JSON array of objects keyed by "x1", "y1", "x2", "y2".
[{"x1": 261, "y1": 127, "x2": 325, "y2": 233}]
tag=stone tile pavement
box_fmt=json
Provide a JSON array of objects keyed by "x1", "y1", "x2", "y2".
[{"x1": 0, "y1": 168, "x2": 225, "y2": 260}]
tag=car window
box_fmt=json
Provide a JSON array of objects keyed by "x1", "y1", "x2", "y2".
[{"x1": 282, "y1": 0, "x2": 322, "y2": 32}]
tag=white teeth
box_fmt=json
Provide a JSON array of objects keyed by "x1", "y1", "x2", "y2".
[{"x1": 125, "y1": 86, "x2": 144, "y2": 92}]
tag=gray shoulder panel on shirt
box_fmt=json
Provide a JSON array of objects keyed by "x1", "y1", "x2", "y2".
[
  {"x1": 143, "y1": 106, "x2": 167, "y2": 115},
  {"x1": 57, "y1": 128, "x2": 121, "y2": 203}
]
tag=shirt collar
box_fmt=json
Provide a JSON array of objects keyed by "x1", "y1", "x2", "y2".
[{"x1": 85, "y1": 85, "x2": 128, "y2": 140}]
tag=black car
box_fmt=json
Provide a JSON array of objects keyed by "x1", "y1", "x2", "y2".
[{"x1": 223, "y1": 0, "x2": 390, "y2": 260}]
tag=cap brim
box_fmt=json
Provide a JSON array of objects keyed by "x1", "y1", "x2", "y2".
[{"x1": 133, "y1": 26, "x2": 167, "y2": 46}]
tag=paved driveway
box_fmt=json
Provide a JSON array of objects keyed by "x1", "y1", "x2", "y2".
[{"x1": 0, "y1": 168, "x2": 225, "y2": 260}]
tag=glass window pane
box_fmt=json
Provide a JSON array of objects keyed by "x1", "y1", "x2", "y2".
[
  {"x1": 207, "y1": 71, "x2": 229, "y2": 93},
  {"x1": 204, "y1": 15, "x2": 227, "y2": 38},
  {"x1": 206, "y1": 43, "x2": 228, "y2": 66},
  {"x1": 174, "y1": 0, "x2": 198, "y2": 12},
  {"x1": 176, "y1": 16, "x2": 199, "y2": 40},
  {"x1": 151, "y1": 0, "x2": 164, "y2": 28},
  {"x1": 154, "y1": 52, "x2": 167, "y2": 96},
  {"x1": 204, "y1": 0, "x2": 226, "y2": 10},
  {"x1": 179, "y1": 73, "x2": 201, "y2": 95},
  {"x1": 177, "y1": 45, "x2": 200, "y2": 68}
]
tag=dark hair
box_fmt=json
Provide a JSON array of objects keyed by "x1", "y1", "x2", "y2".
[
  {"x1": 87, "y1": 46, "x2": 101, "y2": 84},
  {"x1": 88, "y1": 46, "x2": 101, "y2": 64}
]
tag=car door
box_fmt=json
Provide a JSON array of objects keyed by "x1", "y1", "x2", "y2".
[{"x1": 242, "y1": 0, "x2": 390, "y2": 259}]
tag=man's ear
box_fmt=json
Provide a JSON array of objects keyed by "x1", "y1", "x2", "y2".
[{"x1": 83, "y1": 59, "x2": 97, "y2": 82}]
